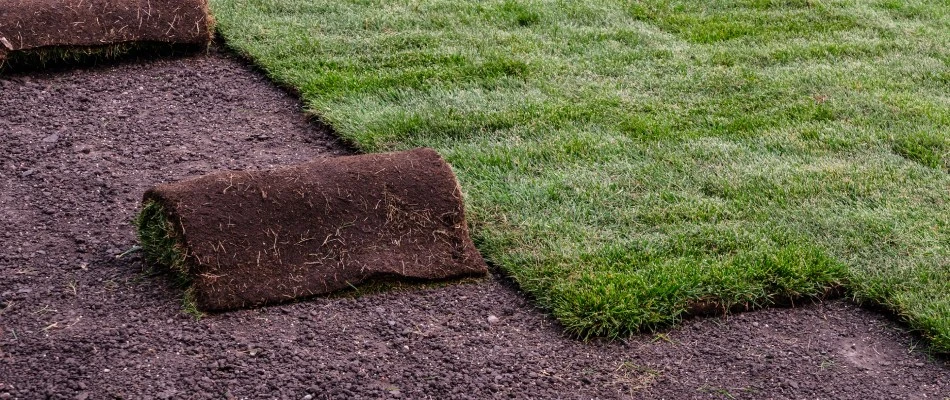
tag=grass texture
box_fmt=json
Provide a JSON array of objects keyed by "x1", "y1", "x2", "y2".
[
  {"x1": 136, "y1": 201, "x2": 202, "y2": 316},
  {"x1": 210, "y1": 0, "x2": 950, "y2": 350},
  {"x1": 136, "y1": 201, "x2": 188, "y2": 278}
]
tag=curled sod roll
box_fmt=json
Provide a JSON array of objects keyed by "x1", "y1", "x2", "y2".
[
  {"x1": 0, "y1": 0, "x2": 213, "y2": 65},
  {"x1": 137, "y1": 148, "x2": 487, "y2": 311}
]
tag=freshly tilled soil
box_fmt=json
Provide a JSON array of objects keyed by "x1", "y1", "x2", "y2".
[{"x1": 0, "y1": 49, "x2": 947, "y2": 399}]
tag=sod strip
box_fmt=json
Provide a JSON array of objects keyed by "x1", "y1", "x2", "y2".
[
  {"x1": 137, "y1": 148, "x2": 487, "y2": 311},
  {"x1": 211, "y1": 0, "x2": 950, "y2": 351},
  {"x1": 0, "y1": 0, "x2": 213, "y2": 65}
]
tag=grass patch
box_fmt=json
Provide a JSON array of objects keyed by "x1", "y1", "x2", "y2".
[
  {"x1": 892, "y1": 131, "x2": 950, "y2": 172},
  {"x1": 211, "y1": 0, "x2": 950, "y2": 351}
]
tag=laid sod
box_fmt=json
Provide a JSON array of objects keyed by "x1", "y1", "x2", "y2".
[
  {"x1": 211, "y1": 0, "x2": 950, "y2": 350},
  {"x1": 137, "y1": 149, "x2": 487, "y2": 311}
]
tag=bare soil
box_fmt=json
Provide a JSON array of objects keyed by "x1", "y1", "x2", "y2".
[
  {"x1": 0, "y1": 49, "x2": 946, "y2": 399},
  {"x1": 144, "y1": 148, "x2": 486, "y2": 311}
]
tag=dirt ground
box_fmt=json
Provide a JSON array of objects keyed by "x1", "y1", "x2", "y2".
[{"x1": 0, "y1": 49, "x2": 947, "y2": 399}]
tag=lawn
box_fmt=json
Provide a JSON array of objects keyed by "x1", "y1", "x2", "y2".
[{"x1": 209, "y1": 0, "x2": 950, "y2": 350}]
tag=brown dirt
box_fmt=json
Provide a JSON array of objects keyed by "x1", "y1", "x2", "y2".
[
  {"x1": 0, "y1": 49, "x2": 947, "y2": 399},
  {"x1": 0, "y1": 0, "x2": 212, "y2": 62},
  {"x1": 143, "y1": 148, "x2": 487, "y2": 311}
]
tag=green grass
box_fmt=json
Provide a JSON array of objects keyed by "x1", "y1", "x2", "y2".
[
  {"x1": 136, "y1": 201, "x2": 189, "y2": 279},
  {"x1": 136, "y1": 200, "x2": 203, "y2": 317},
  {"x1": 210, "y1": 0, "x2": 950, "y2": 351}
]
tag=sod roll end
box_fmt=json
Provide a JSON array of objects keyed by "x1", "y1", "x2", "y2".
[{"x1": 138, "y1": 148, "x2": 488, "y2": 311}]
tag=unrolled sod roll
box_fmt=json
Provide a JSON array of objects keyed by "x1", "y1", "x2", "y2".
[
  {"x1": 0, "y1": 0, "x2": 213, "y2": 62},
  {"x1": 137, "y1": 148, "x2": 488, "y2": 311}
]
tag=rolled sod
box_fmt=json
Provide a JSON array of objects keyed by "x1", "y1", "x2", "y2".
[
  {"x1": 0, "y1": 0, "x2": 212, "y2": 63},
  {"x1": 137, "y1": 148, "x2": 488, "y2": 311}
]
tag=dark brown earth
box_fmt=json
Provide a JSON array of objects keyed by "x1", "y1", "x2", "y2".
[
  {"x1": 0, "y1": 0, "x2": 212, "y2": 61},
  {"x1": 144, "y1": 148, "x2": 486, "y2": 311},
  {"x1": 0, "y1": 49, "x2": 947, "y2": 399}
]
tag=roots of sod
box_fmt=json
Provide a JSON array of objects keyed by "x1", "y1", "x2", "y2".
[{"x1": 0, "y1": 42, "x2": 206, "y2": 72}]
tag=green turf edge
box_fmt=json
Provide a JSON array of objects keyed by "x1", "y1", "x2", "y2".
[
  {"x1": 514, "y1": 240, "x2": 851, "y2": 340},
  {"x1": 849, "y1": 266, "x2": 950, "y2": 353}
]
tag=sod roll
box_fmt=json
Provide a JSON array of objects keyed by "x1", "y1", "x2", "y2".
[
  {"x1": 0, "y1": 0, "x2": 212, "y2": 63},
  {"x1": 138, "y1": 148, "x2": 488, "y2": 311}
]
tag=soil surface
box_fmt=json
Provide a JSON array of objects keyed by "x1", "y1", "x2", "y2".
[
  {"x1": 0, "y1": 49, "x2": 947, "y2": 399},
  {"x1": 144, "y1": 148, "x2": 486, "y2": 311},
  {"x1": 0, "y1": 0, "x2": 211, "y2": 62}
]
